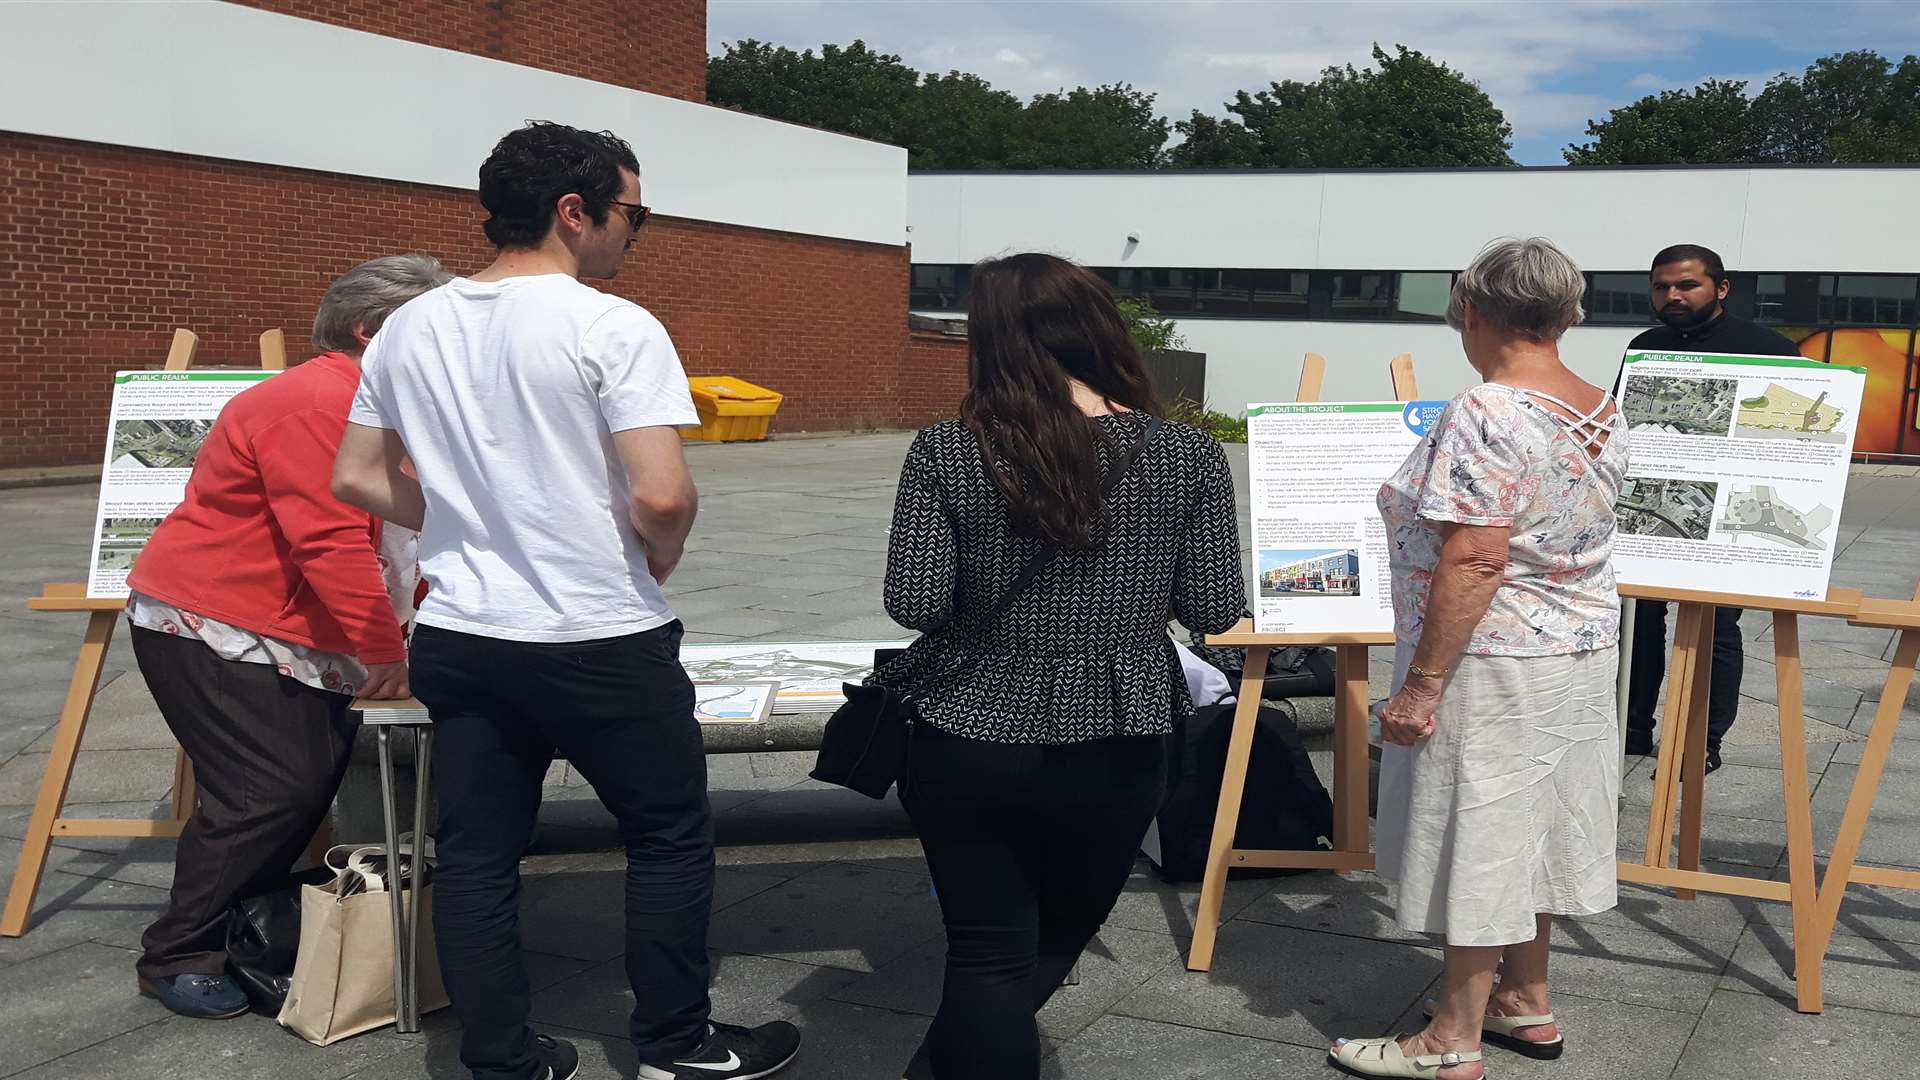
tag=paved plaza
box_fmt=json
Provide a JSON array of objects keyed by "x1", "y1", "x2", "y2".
[{"x1": 4, "y1": 435, "x2": 1920, "y2": 1079}]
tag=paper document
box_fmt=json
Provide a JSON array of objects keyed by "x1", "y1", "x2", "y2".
[
  {"x1": 1246, "y1": 400, "x2": 1446, "y2": 635},
  {"x1": 86, "y1": 370, "x2": 277, "y2": 598},
  {"x1": 1613, "y1": 351, "x2": 1865, "y2": 601}
]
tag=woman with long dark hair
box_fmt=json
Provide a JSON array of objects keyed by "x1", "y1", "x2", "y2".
[{"x1": 875, "y1": 252, "x2": 1246, "y2": 1079}]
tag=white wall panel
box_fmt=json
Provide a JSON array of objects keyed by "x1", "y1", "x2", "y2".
[{"x1": 0, "y1": 1, "x2": 906, "y2": 247}]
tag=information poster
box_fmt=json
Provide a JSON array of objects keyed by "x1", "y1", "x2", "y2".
[
  {"x1": 1247, "y1": 400, "x2": 1446, "y2": 634},
  {"x1": 1613, "y1": 351, "x2": 1866, "y2": 600},
  {"x1": 86, "y1": 370, "x2": 277, "y2": 598}
]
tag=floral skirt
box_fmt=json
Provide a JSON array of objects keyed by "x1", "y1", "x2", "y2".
[{"x1": 1376, "y1": 647, "x2": 1621, "y2": 947}]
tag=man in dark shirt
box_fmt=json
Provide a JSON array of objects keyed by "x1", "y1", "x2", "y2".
[{"x1": 1619, "y1": 244, "x2": 1801, "y2": 774}]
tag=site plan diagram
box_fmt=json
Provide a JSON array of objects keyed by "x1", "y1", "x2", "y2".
[
  {"x1": 1718, "y1": 485, "x2": 1835, "y2": 550},
  {"x1": 1734, "y1": 383, "x2": 1849, "y2": 443},
  {"x1": 1622, "y1": 373, "x2": 1736, "y2": 435},
  {"x1": 1618, "y1": 477, "x2": 1718, "y2": 541}
]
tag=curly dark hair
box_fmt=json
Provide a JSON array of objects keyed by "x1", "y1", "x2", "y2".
[{"x1": 478, "y1": 121, "x2": 640, "y2": 249}]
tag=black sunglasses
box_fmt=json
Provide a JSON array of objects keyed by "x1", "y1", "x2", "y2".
[{"x1": 608, "y1": 199, "x2": 651, "y2": 231}]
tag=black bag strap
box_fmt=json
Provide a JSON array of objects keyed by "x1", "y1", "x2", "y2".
[{"x1": 909, "y1": 413, "x2": 1162, "y2": 699}]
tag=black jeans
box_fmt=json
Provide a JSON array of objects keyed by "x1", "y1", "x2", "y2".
[
  {"x1": 1627, "y1": 599, "x2": 1745, "y2": 749},
  {"x1": 899, "y1": 724, "x2": 1167, "y2": 1080},
  {"x1": 130, "y1": 627, "x2": 357, "y2": 979},
  {"x1": 410, "y1": 622, "x2": 712, "y2": 1080}
]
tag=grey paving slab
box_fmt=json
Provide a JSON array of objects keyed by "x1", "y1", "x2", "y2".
[
  {"x1": 1587, "y1": 880, "x2": 1762, "y2": 945},
  {"x1": 1811, "y1": 763, "x2": 1920, "y2": 867},
  {"x1": 1234, "y1": 869, "x2": 1428, "y2": 944},
  {"x1": 1112, "y1": 920, "x2": 1441, "y2": 1049},
  {"x1": 0, "y1": 867, "x2": 165, "y2": 970},
  {"x1": 1722, "y1": 921, "x2": 1920, "y2": 1015},
  {"x1": 1100, "y1": 864, "x2": 1276, "y2": 939},
  {"x1": 0, "y1": 941, "x2": 172, "y2": 1075},
  {"x1": 708, "y1": 862, "x2": 944, "y2": 973},
  {"x1": 828, "y1": 924, "x2": 1186, "y2": 1043},
  {"x1": 1675, "y1": 990, "x2": 1920, "y2": 1080},
  {"x1": 0, "y1": 747, "x2": 174, "y2": 807},
  {"x1": 1542, "y1": 918, "x2": 1736, "y2": 1013},
  {"x1": 1044, "y1": 1013, "x2": 1326, "y2": 1079},
  {"x1": 6, "y1": 1014, "x2": 418, "y2": 1080},
  {"x1": 771, "y1": 999, "x2": 932, "y2": 1080},
  {"x1": 527, "y1": 948, "x2": 861, "y2": 1039},
  {"x1": 1616, "y1": 805, "x2": 1788, "y2": 870}
]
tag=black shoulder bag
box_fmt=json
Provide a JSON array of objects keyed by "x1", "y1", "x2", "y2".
[{"x1": 811, "y1": 415, "x2": 1162, "y2": 799}]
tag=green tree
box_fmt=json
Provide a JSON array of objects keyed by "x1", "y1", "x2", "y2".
[
  {"x1": 900, "y1": 71, "x2": 1024, "y2": 169},
  {"x1": 1566, "y1": 52, "x2": 1920, "y2": 165},
  {"x1": 1009, "y1": 84, "x2": 1170, "y2": 168},
  {"x1": 706, "y1": 39, "x2": 919, "y2": 146},
  {"x1": 1167, "y1": 45, "x2": 1514, "y2": 168},
  {"x1": 1563, "y1": 80, "x2": 1757, "y2": 164},
  {"x1": 709, "y1": 42, "x2": 1169, "y2": 169}
]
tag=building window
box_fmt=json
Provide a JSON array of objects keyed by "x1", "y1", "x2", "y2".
[
  {"x1": 1193, "y1": 270, "x2": 1252, "y2": 315},
  {"x1": 1822, "y1": 275, "x2": 1919, "y2": 326},
  {"x1": 910, "y1": 264, "x2": 969, "y2": 311},
  {"x1": 1326, "y1": 271, "x2": 1448, "y2": 322},
  {"x1": 1247, "y1": 270, "x2": 1310, "y2": 318},
  {"x1": 1754, "y1": 273, "x2": 1820, "y2": 325},
  {"x1": 1585, "y1": 273, "x2": 1654, "y2": 325}
]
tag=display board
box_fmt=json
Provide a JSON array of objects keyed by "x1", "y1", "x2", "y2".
[
  {"x1": 86, "y1": 370, "x2": 277, "y2": 598},
  {"x1": 1246, "y1": 400, "x2": 1446, "y2": 634},
  {"x1": 1613, "y1": 351, "x2": 1866, "y2": 601}
]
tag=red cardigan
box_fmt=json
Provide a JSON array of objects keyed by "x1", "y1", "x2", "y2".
[{"x1": 128, "y1": 351, "x2": 408, "y2": 664}]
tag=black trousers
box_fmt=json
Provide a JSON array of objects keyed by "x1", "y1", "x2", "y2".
[
  {"x1": 900, "y1": 724, "x2": 1166, "y2": 1080},
  {"x1": 410, "y1": 622, "x2": 712, "y2": 1080},
  {"x1": 130, "y1": 626, "x2": 357, "y2": 980},
  {"x1": 1627, "y1": 599, "x2": 1745, "y2": 749}
]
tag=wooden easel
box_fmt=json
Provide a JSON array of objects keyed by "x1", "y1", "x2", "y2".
[
  {"x1": 1796, "y1": 584, "x2": 1920, "y2": 1012},
  {"x1": 1, "y1": 328, "x2": 287, "y2": 937},
  {"x1": 1619, "y1": 582, "x2": 1864, "y2": 1012},
  {"x1": 1186, "y1": 352, "x2": 1415, "y2": 971}
]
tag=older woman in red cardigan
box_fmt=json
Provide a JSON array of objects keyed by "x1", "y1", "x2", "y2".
[{"x1": 123, "y1": 255, "x2": 448, "y2": 1019}]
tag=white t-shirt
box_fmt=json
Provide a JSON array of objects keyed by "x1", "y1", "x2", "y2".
[{"x1": 349, "y1": 274, "x2": 699, "y2": 643}]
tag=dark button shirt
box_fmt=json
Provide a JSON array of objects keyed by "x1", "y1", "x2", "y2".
[{"x1": 1617, "y1": 312, "x2": 1801, "y2": 388}]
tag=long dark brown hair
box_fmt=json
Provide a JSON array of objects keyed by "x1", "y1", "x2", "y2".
[{"x1": 961, "y1": 253, "x2": 1163, "y2": 550}]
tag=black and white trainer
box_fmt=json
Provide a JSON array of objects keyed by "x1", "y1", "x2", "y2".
[
  {"x1": 534, "y1": 1033, "x2": 580, "y2": 1080},
  {"x1": 637, "y1": 1020, "x2": 801, "y2": 1080}
]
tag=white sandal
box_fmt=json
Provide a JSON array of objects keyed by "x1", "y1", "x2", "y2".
[
  {"x1": 1330, "y1": 1037, "x2": 1483, "y2": 1078},
  {"x1": 1423, "y1": 998, "x2": 1563, "y2": 1060}
]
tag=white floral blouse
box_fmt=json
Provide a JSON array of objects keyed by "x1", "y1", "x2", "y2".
[
  {"x1": 128, "y1": 524, "x2": 421, "y2": 697},
  {"x1": 1377, "y1": 383, "x2": 1629, "y2": 657}
]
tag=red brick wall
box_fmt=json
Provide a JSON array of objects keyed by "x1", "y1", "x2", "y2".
[
  {"x1": 900, "y1": 331, "x2": 969, "y2": 428},
  {"x1": 0, "y1": 133, "x2": 911, "y2": 469},
  {"x1": 232, "y1": 0, "x2": 707, "y2": 101}
]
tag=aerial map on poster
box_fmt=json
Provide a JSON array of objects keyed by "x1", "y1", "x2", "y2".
[
  {"x1": 1246, "y1": 400, "x2": 1446, "y2": 634},
  {"x1": 86, "y1": 370, "x2": 277, "y2": 598},
  {"x1": 1614, "y1": 351, "x2": 1866, "y2": 600}
]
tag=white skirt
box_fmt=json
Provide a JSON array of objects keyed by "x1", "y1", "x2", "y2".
[{"x1": 1376, "y1": 647, "x2": 1621, "y2": 947}]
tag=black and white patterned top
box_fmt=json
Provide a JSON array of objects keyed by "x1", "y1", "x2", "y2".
[{"x1": 872, "y1": 413, "x2": 1246, "y2": 745}]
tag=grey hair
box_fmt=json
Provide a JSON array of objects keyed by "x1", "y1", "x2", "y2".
[
  {"x1": 311, "y1": 254, "x2": 452, "y2": 352},
  {"x1": 1444, "y1": 237, "x2": 1586, "y2": 343}
]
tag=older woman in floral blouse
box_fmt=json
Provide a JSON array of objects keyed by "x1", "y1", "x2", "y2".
[{"x1": 1331, "y1": 238, "x2": 1629, "y2": 1080}]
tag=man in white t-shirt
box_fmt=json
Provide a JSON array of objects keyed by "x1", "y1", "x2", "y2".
[{"x1": 334, "y1": 122, "x2": 800, "y2": 1080}]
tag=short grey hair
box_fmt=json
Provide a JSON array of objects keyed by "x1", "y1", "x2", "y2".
[
  {"x1": 1445, "y1": 237, "x2": 1586, "y2": 343},
  {"x1": 312, "y1": 254, "x2": 452, "y2": 352}
]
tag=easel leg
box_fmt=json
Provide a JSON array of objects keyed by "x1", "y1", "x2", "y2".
[
  {"x1": 1332, "y1": 645, "x2": 1370, "y2": 856},
  {"x1": 169, "y1": 749, "x2": 196, "y2": 822},
  {"x1": 1187, "y1": 646, "x2": 1270, "y2": 972},
  {"x1": 1644, "y1": 604, "x2": 1705, "y2": 869},
  {"x1": 1675, "y1": 607, "x2": 1716, "y2": 900},
  {"x1": 1, "y1": 610, "x2": 117, "y2": 937},
  {"x1": 1804, "y1": 626, "x2": 1920, "y2": 1013},
  {"x1": 1769, "y1": 614, "x2": 1820, "y2": 1013}
]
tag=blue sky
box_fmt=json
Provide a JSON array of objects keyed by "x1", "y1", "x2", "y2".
[{"x1": 710, "y1": 1, "x2": 1920, "y2": 165}]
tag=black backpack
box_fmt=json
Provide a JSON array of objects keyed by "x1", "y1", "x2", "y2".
[{"x1": 1150, "y1": 702, "x2": 1335, "y2": 883}]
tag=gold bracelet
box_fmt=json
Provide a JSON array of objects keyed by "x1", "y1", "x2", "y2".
[{"x1": 1406, "y1": 663, "x2": 1448, "y2": 680}]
